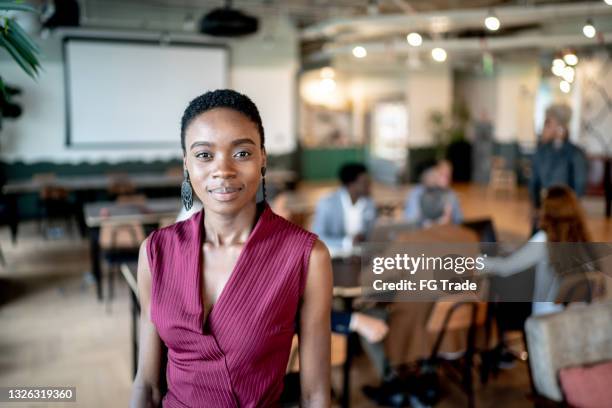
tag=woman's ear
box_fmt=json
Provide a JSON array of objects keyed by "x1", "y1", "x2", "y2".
[{"x1": 261, "y1": 147, "x2": 267, "y2": 170}]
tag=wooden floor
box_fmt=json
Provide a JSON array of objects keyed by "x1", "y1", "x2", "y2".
[{"x1": 0, "y1": 183, "x2": 610, "y2": 407}]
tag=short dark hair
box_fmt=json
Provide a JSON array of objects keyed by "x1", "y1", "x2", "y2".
[
  {"x1": 339, "y1": 163, "x2": 368, "y2": 186},
  {"x1": 180, "y1": 89, "x2": 265, "y2": 152},
  {"x1": 416, "y1": 159, "x2": 438, "y2": 179}
]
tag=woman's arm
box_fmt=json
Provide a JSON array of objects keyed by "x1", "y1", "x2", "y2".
[
  {"x1": 299, "y1": 239, "x2": 333, "y2": 408},
  {"x1": 130, "y1": 238, "x2": 164, "y2": 408},
  {"x1": 485, "y1": 231, "x2": 547, "y2": 277}
]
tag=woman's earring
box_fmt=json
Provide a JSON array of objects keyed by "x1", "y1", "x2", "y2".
[
  {"x1": 181, "y1": 169, "x2": 193, "y2": 210},
  {"x1": 261, "y1": 167, "x2": 267, "y2": 202}
]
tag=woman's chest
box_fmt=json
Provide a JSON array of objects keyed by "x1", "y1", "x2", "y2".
[{"x1": 201, "y1": 244, "x2": 243, "y2": 310}]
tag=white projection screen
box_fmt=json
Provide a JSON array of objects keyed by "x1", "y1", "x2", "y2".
[{"x1": 64, "y1": 38, "x2": 228, "y2": 148}]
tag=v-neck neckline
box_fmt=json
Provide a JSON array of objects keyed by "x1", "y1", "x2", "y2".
[{"x1": 195, "y1": 202, "x2": 269, "y2": 334}]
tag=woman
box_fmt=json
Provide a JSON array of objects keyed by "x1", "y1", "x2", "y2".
[
  {"x1": 485, "y1": 185, "x2": 592, "y2": 316},
  {"x1": 130, "y1": 90, "x2": 332, "y2": 407}
]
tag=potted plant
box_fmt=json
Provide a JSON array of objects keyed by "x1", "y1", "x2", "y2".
[{"x1": 0, "y1": 0, "x2": 41, "y2": 128}]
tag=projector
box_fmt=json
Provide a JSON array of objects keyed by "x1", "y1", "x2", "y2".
[{"x1": 199, "y1": 6, "x2": 259, "y2": 37}]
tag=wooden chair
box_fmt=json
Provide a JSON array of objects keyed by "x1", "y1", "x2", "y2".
[
  {"x1": 32, "y1": 173, "x2": 75, "y2": 238},
  {"x1": 525, "y1": 300, "x2": 612, "y2": 407},
  {"x1": 425, "y1": 299, "x2": 489, "y2": 408},
  {"x1": 107, "y1": 173, "x2": 137, "y2": 199},
  {"x1": 100, "y1": 195, "x2": 146, "y2": 312},
  {"x1": 488, "y1": 157, "x2": 517, "y2": 197}
]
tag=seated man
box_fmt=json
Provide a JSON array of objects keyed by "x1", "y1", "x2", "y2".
[
  {"x1": 332, "y1": 310, "x2": 388, "y2": 343},
  {"x1": 404, "y1": 159, "x2": 463, "y2": 227},
  {"x1": 312, "y1": 163, "x2": 377, "y2": 256}
]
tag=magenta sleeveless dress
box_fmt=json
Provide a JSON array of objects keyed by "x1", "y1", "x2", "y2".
[{"x1": 147, "y1": 203, "x2": 317, "y2": 408}]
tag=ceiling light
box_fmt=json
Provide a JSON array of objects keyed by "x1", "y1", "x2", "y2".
[
  {"x1": 583, "y1": 19, "x2": 596, "y2": 38},
  {"x1": 563, "y1": 53, "x2": 578, "y2": 66},
  {"x1": 352, "y1": 46, "x2": 367, "y2": 58},
  {"x1": 485, "y1": 11, "x2": 501, "y2": 31},
  {"x1": 320, "y1": 67, "x2": 335, "y2": 79},
  {"x1": 406, "y1": 32, "x2": 423, "y2": 47},
  {"x1": 551, "y1": 65, "x2": 564, "y2": 77},
  {"x1": 431, "y1": 47, "x2": 447, "y2": 62},
  {"x1": 320, "y1": 78, "x2": 336, "y2": 93},
  {"x1": 553, "y1": 58, "x2": 565, "y2": 69},
  {"x1": 562, "y1": 66, "x2": 575, "y2": 83},
  {"x1": 605, "y1": 0, "x2": 612, "y2": 5},
  {"x1": 560, "y1": 80, "x2": 571, "y2": 93}
]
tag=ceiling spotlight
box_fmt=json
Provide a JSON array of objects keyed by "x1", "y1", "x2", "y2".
[
  {"x1": 562, "y1": 66, "x2": 575, "y2": 83},
  {"x1": 353, "y1": 45, "x2": 368, "y2": 58},
  {"x1": 320, "y1": 78, "x2": 336, "y2": 93},
  {"x1": 485, "y1": 11, "x2": 501, "y2": 31},
  {"x1": 406, "y1": 32, "x2": 423, "y2": 47},
  {"x1": 560, "y1": 80, "x2": 571, "y2": 93},
  {"x1": 583, "y1": 19, "x2": 596, "y2": 38},
  {"x1": 553, "y1": 58, "x2": 565, "y2": 69},
  {"x1": 320, "y1": 67, "x2": 335, "y2": 79},
  {"x1": 432, "y1": 47, "x2": 447, "y2": 62},
  {"x1": 563, "y1": 53, "x2": 578, "y2": 66},
  {"x1": 605, "y1": 0, "x2": 612, "y2": 5},
  {"x1": 552, "y1": 65, "x2": 565, "y2": 77},
  {"x1": 352, "y1": 46, "x2": 367, "y2": 58}
]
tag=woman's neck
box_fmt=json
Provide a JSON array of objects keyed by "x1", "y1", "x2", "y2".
[{"x1": 203, "y1": 202, "x2": 258, "y2": 247}]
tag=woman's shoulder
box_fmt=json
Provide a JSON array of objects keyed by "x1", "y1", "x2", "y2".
[
  {"x1": 148, "y1": 211, "x2": 199, "y2": 244},
  {"x1": 269, "y1": 208, "x2": 316, "y2": 238}
]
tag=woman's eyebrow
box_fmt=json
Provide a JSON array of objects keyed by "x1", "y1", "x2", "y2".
[
  {"x1": 190, "y1": 141, "x2": 213, "y2": 149},
  {"x1": 231, "y1": 138, "x2": 256, "y2": 146}
]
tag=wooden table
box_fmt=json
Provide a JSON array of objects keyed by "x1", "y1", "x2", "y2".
[
  {"x1": 2, "y1": 173, "x2": 182, "y2": 242},
  {"x1": 2, "y1": 169, "x2": 296, "y2": 242},
  {"x1": 84, "y1": 198, "x2": 181, "y2": 300}
]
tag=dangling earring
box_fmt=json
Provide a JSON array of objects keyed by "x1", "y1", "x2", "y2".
[
  {"x1": 181, "y1": 169, "x2": 193, "y2": 210},
  {"x1": 261, "y1": 167, "x2": 267, "y2": 202}
]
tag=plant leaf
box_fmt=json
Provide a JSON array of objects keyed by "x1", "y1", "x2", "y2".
[
  {"x1": 0, "y1": 1, "x2": 39, "y2": 14},
  {"x1": 0, "y1": 34, "x2": 36, "y2": 77},
  {"x1": 0, "y1": 75, "x2": 7, "y2": 100},
  {"x1": 5, "y1": 22, "x2": 39, "y2": 70},
  {"x1": 7, "y1": 17, "x2": 39, "y2": 53}
]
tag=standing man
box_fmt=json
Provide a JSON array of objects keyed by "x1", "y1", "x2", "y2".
[{"x1": 530, "y1": 104, "x2": 588, "y2": 228}]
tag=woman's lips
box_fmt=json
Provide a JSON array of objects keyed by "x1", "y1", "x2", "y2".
[{"x1": 208, "y1": 186, "x2": 243, "y2": 202}]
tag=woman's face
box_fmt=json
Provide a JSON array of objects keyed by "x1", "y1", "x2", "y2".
[{"x1": 184, "y1": 108, "x2": 266, "y2": 215}]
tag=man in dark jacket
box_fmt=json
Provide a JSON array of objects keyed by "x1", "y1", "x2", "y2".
[{"x1": 529, "y1": 104, "x2": 588, "y2": 210}]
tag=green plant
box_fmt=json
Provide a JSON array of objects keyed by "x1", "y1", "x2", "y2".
[
  {"x1": 0, "y1": 1, "x2": 40, "y2": 101},
  {"x1": 427, "y1": 101, "x2": 471, "y2": 158},
  {"x1": 427, "y1": 109, "x2": 450, "y2": 159}
]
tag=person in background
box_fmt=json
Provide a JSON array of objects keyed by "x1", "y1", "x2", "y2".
[
  {"x1": 332, "y1": 310, "x2": 388, "y2": 343},
  {"x1": 404, "y1": 159, "x2": 463, "y2": 227},
  {"x1": 529, "y1": 104, "x2": 587, "y2": 229},
  {"x1": 312, "y1": 163, "x2": 377, "y2": 256},
  {"x1": 484, "y1": 185, "x2": 593, "y2": 316}
]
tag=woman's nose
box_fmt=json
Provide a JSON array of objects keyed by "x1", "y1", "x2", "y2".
[{"x1": 212, "y1": 156, "x2": 236, "y2": 178}]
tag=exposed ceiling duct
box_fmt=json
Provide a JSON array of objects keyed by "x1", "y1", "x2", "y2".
[
  {"x1": 301, "y1": 2, "x2": 612, "y2": 42},
  {"x1": 306, "y1": 32, "x2": 612, "y2": 63}
]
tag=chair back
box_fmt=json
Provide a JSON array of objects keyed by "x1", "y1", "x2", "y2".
[{"x1": 525, "y1": 300, "x2": 612, "y2": 402}]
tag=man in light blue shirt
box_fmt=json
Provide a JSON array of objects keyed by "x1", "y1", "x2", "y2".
[
  {"x1": 312, "y1": 163, "x2": 377, "y2": 256},
  {"x1": 404, "y1": 159, "x2": 463, "y2": 227}
]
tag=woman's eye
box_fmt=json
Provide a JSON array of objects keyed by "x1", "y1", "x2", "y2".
[
  {"x1": 234, "y1": 151, "x2": 251, "y2": 159},
  {"x1": 195, "y1": 152, "x2": 212, "y2": 160}
]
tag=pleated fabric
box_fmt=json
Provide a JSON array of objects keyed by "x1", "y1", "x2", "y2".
[{"x1": 147, "y1": 203, "x2": 317, "y2": 408}]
